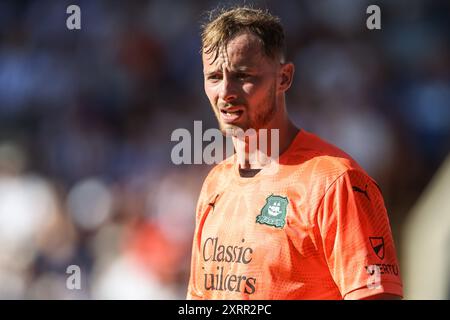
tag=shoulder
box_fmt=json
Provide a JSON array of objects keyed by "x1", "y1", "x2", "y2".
[
  {"x1": 287, "y1": 130, "x2": 370, "y2": 189},
  {"x1": 199, "y1": 155, "x2": 235, "y2": 197},
  {"x1": 194, "y1": 156, "x2": 234, "y2": 219}
]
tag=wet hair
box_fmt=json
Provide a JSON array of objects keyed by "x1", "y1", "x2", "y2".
[{"x1": 201, "y1": 6, "x2": 286, "y2": 63}]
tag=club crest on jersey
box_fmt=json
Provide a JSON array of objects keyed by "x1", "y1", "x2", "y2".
[{"x1": 256, "y1": 195, "x2": 288, "y2": 228}]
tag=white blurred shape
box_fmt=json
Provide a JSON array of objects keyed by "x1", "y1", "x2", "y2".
[
  {"x1": 148, "y1": 173, "x2": 196, "y2": 243},
  {"x1": 91, "y1": 255, "x2": 177, "y2": 299},
  {"x1": 67, "y1": 178, "x2": 113, "y2": 231},
  {"x1": 0, "y1": 175, "x2": 57, "y2": 256},
  {"x1": 403, "y1": 154, "x2": 450, "y2": 299},
  {"x1": 0, "y1": 269, "x2": 26, "y2": 299}
]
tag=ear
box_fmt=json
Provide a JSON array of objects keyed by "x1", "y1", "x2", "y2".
[{"x1": 278, "y1": 62, "x2": 295, "y2": 93}]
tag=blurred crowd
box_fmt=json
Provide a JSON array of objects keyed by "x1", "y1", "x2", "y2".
[{"x1": 0, "y1": 0, "x2": 449, "y2": 299}]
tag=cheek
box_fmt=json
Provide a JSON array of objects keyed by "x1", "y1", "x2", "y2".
[
  {"x1": 242, "y1": 81, "x2": 271, "y2": 103},
  {"x1": 241, "y1": 82, "x2": 259, "y2": 99},
  {"x1": 204, "y1": 84, "x2": 217, "y2": 104}
]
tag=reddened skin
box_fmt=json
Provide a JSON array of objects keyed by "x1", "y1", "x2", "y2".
[{"x1": 277, "y1": 62, "x2": 295, "y2": 93}]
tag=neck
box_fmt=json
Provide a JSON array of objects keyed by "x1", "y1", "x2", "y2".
[{"x1": 232, "y1": 117, "x2": 298, "y2": 170}]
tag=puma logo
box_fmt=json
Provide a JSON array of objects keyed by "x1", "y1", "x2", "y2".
[
  {"x1": 208, "y1": 194, "x2": 220, "y2": 212},
  {"x1": 352, "y1": 184, "x2": 370, "y2": 201}
]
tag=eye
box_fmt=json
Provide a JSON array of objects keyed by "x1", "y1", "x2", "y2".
[
  {"x1": 207, "y1": 73, "x2": 222, "y2": 81},
  {"x1": 236, "y1": 73, "x2": 251, "y2": 80}
]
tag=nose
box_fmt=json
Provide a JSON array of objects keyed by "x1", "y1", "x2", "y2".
[{"x1": 218, "y1": 75, "x2": 237, "y2": 103}]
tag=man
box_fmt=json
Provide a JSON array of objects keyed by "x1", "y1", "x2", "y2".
[{"x1": 186, "y1": 6, "x2": 403, "y2": 300}]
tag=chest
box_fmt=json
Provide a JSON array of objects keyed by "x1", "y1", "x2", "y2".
[{"x1": 198, "y1": 185, "x2": 319, "y2": 271}]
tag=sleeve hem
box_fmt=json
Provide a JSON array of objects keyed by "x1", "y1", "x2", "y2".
[{"x1": 343, "y1": 282, "x2": 403, "y2": 300}]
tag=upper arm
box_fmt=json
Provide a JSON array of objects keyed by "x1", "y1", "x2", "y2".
[{"x1": 318, "y1": 169, "x2": 403, "y2": 300}]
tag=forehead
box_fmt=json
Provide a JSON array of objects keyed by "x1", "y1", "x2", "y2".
[{"x1": 202, "y1": 32, "x2": 271, "y2": 71}]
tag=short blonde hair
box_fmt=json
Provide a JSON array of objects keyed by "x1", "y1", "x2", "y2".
[{"x1": 201, "y1": 6, "x2": 286, "y2": 62}]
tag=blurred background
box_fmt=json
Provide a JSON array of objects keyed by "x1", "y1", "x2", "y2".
[{"x1": 0, "y1": 0, "x2": 448, "y2": 299}]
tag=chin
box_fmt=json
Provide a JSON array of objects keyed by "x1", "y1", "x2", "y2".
[
  {"x1": 220, "y1": 124, "x2": 237, "y2": 136},
  {"x1": 219, "y1": 123, "x2": 246, "y2": 136}
]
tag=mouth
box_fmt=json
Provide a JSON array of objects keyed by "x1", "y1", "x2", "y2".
[{"x1": 219, "y1": 107, "x2": 244, "y2": 124}]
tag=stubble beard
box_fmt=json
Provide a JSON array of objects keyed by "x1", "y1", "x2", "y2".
[{"x1": 254, "y1": 84, "x2": 277, "y2": 131}]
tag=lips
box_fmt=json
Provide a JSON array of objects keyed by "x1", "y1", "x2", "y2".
[{"x1": 219, "y1": 106, "x2": 244, "y2": 124}]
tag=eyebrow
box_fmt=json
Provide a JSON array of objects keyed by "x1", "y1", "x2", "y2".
[{"x1": 204, "y1": 66, "x2": 256, "y2": 76}]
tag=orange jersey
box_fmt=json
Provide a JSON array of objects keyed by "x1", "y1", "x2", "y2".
[{"x1": 187, "y1": 129, "x2": 403, "y2": 300}]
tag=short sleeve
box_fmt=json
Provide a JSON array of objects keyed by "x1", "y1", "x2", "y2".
[{"x1": 317, "y1": 169, "x2": 403, "y2": 299}]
